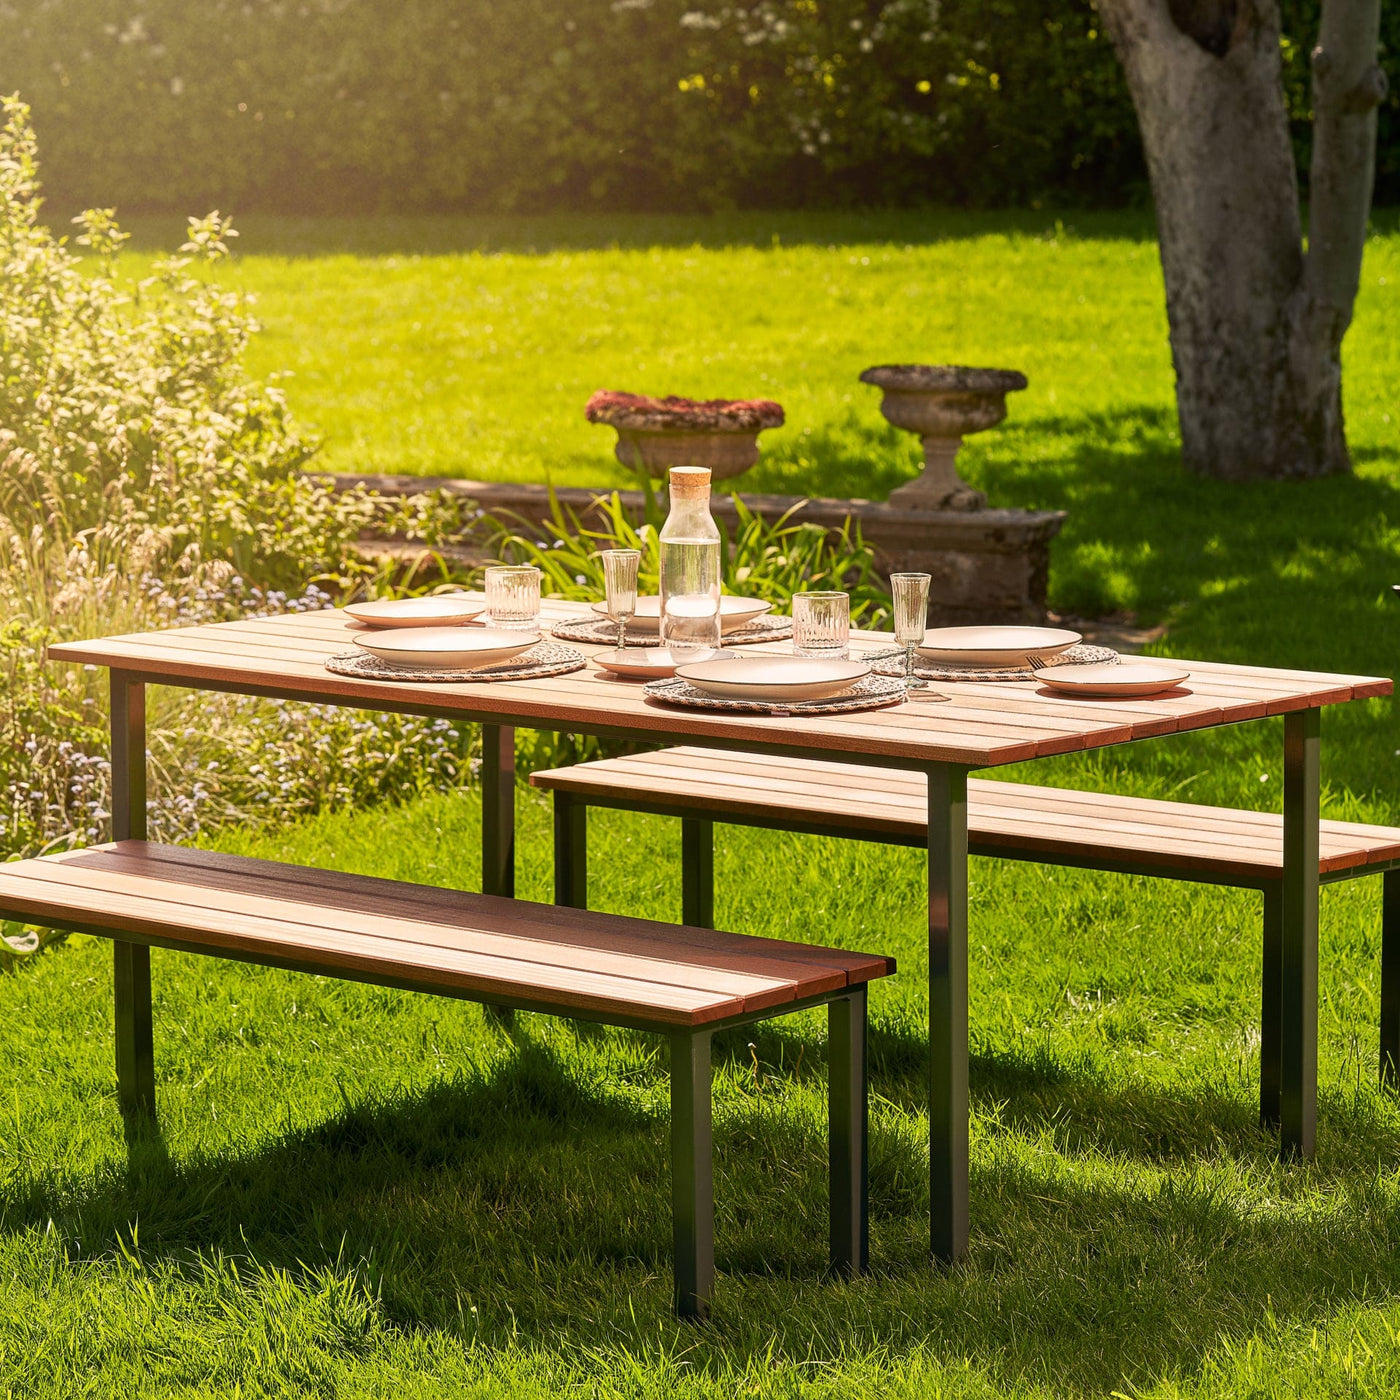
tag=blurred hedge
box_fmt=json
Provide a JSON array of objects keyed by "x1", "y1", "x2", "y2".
[{"x1": 2, "y1": 0, "x2": 1396, "y2": 215}]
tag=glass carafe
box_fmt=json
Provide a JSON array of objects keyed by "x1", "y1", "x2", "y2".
[{"x1": 659, "y1": 466, "x2": 722, "y2": 655}]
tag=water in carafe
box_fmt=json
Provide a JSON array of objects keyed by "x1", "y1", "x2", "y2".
[{"x1": 659, "y1": 466, "x2": 721, "y2": 654}]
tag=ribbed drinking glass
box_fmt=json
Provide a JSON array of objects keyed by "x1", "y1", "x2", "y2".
[
  {"x1": 485, "y1": 565, "x2": 541, "y2": 631},
  {"x1": 792, "y1": 591, "x2": 850, "y2": 658},
  {"x1": 601, "y1": 549, "x2": 640, "y2": 650}
]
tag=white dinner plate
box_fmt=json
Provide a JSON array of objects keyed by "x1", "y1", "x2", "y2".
[
  {"x1": 1035, "y1": 661, "x2": 1190, "y2": 698},
  {"x1": 916, "y1": 625, "x2": 1082, "y2": 668},
  {"x1": 676, "y1": 656, "x2": 870, "y2": 702},
  {"x1": 593, "y1": 647, "x2": 726, "y2": 679},
  {"x1": 344, "y1": 594, "x2": 485, "y2": 628},
  {"x1": 352, "y1": 627, "x2": 538, "y2": 670},
  {"x1": 590, "y1": 595, "x2": 773, "y2": 635}
]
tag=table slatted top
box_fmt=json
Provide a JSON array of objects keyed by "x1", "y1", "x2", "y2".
[
  {"x1": 48, "y1": 604, "x2": 1392, "y2": 769},
  {"x1": 0, "y1": 842, "x2": 891, "y2": 1027},
  {"x1": 531, "y1": 748, "x2": 1400, "y2": 882}
]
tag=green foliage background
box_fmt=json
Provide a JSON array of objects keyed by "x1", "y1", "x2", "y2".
[{"x1": 5, "y1": 0, "x2": 1396, "y2": 215}]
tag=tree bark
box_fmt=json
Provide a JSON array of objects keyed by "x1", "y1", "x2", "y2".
[{"x1": 1098, "y1": 0, "x2": 1385, "y2": 480}]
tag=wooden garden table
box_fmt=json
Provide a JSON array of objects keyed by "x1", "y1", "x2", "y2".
[{"x1": 49, "y1": 601, "x2": 1392, "y2": 1265}]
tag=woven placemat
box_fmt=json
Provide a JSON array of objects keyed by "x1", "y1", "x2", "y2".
[
  {"x1": 326, "y1": 642, "x2": 587, "y2": 683},
  {"x1": 551, "y1": 614, "x2": 793, "y2": 648},
  {"x1": 870, "y1": 642, "x2": 1118, "y2": 683},
  {"x1": 642, "y1": 672, "x2": 906, "y2": 716}
]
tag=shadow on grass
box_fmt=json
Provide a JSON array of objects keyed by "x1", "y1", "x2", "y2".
[
  {"x1": 976, "y1": 405, "x2": 1400, "y2": 661},
  {"x1": 111, "y1": 208, "x2": 1163, "y2": 260},
  {"x1": 955, "y1": 402, "x2": 1400, "y2": 809},
  {"x1": 8, "y1": 1023, "x2": 1400, "y2": 1394},
  {"x1": 729, "y1": 1014, "x2": 1400, "y2": 1175}
]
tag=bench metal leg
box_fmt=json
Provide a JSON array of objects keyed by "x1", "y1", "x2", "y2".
[
  {"x1": 828, "y1": 984, "x2": 869, "y2": 1277},
  {"x1": 928, "y1": 764, "x2": 970, "y2": 1263},
  {"x1": 670, "y1": 1029, "x2": 714, "y2": 1319},
  {"x1": 553, "y1": 792, "x2": 588, "y2": 909},
  {"x1": 681, "y1": 818, "x2": 715, "y2": 929},
  {"x1": 111, "y1": 673, "x2": 155, "y2": 1121},
  {"x1": 1280, "y1": 708, "x2": 1320, "y2": 1158},
  {"x1": 1382, "y1": 870, "x2": 1400, "y2": 1091},
  {"x1": 481, "y1": 725, "x2": 516, "y2": 1026},
  {"x1": 114, "y1": 944, "x2": 155, "y2": 1120},
  {"x1": 1260, "y1": 883, "x2": 1282, "y2": 1128}
]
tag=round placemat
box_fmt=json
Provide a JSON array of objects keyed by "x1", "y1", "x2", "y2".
[
  {"x1": 642, "y1": 672, "x2": 906, "y2": 716},
  {"x1": 871, "y1": 642, "x2": 1118, "y2": 683},
  {"x1": 551, "y1": 615, "x2": 793, "y2": 648},
  {"x1": 325, "y1": 643, "x2": 587, "y2": 683}
]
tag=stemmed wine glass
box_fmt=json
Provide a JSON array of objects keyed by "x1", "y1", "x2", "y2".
[
  {"x1": 601, "y1": 549, "x2": 641, "y2": 650},
  {"x1": 891, "y1": 572, "x2": 942, "y2": 698}
]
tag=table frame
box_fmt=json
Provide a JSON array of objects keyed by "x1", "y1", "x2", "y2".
[{"x1": 103, "y1": 654, "x2": 1325, "y2": 1265}]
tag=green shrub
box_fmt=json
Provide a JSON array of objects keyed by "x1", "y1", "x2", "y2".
[
  {"x1": 1, "y1": 0, "x2": 1132, "y2": 214},
  {"x1": 3, "y1": 1, "x2": 1393, "y2": 217},
  {"x1": 0, "y1": 98, "x2": 470, "y2": 909}
]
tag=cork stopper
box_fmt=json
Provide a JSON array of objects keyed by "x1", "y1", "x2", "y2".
[{"x1": 668, "y1": 466, "x2": 712, "y2": 499}]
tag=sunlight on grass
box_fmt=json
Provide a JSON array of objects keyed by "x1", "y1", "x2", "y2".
[
  {"x1": 5, "y1": 787, "x2": 1400, "y2": 1396},
  {"x1": 14, "y1": 210, "x2": 1397, "y2": 1397},
  {"x1": 107, "y1": 210, "x2": 1399, "y2": 508}
]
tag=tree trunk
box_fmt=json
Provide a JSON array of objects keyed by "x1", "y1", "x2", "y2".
[{"x1": 1098, "y1": 0, "x2": 1385, "y2": 480}]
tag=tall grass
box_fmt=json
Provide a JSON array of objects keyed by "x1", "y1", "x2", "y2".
[{"x1": 487, "y1": 489, "x2": 892, "y2": 627}]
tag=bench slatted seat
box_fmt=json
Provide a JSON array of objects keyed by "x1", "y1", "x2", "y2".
[
  {"x1": 530, "y1": 747, "x2": 1400, "y2": 1111},
  {"x1": 0, "y1": 840, "x2": 895, "y2": 1318}
]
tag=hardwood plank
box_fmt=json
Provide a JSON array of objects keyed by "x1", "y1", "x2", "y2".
[
  {"x1": 529, "y1": 750, "x2": 1400, "y2": 877},
  {"x1": 25, "y1": 858, "x2": 801, "y2": 1006},
  {"x1": 44, "y1": 610, "x2": 1391, "y2": 771},
  {"x1": 0, "y1": 866, "x2": 743, "y2": 1025},
  {"x1": 96, "y1": 842, "x2": 894, "y2": 983}
]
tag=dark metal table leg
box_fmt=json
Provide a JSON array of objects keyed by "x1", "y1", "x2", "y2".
[
  {"x1": 1280, "y1": 708, "x2": 1320, "y2": 1158},
  {"x1": 481, "y1": 724, "x2": 516, "y2": 899},
  {"x1": 681, "y1": 818, "x2": 715, "y2": 929},
  {"x1": 828, "y1": 984, "x2": 869, "y2": 1277},
  {"x1": 1381, "y1": 869, "x2": 1400, "y2": 1091},
  {"x1": 670, "y1": 1029, "x2": 714, "y2": 1319},
  {"x1": 1260, "y1": 883, "x2": 1282, "y2": 1128},
  {"x1": 928, "y1": 764, "x2": 970, "y2": 1263},
  {"x1": 553, "y1": 792, "x2": 588, "y2": 909},
  {"x1": 110, "y1": 672, "x2": 155, "y2": 1122}
]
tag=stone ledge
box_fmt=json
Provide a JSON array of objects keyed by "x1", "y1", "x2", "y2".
[
  {"x1": 321, "y1": 473, "x2": 1064, "y2": 549},
  {"x1": 320, "y1": 472, "x2": 1067, "y2": 625}
]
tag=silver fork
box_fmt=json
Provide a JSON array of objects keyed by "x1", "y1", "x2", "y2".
[{"x1": 1025, "y1": 654, "x2": 1049, "y2": 671}]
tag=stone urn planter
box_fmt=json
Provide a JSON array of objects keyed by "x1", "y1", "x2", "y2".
[
  {"x1": 585, "y1": 390, "x2": 785, "y2": 481},
  {"x1": 859, "y1": 364, "x2": 1028, "y2": 510}
]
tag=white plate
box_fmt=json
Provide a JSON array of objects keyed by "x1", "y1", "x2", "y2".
[
  {"x1": 916, "y1": 625, "x2": 1082, "y2": 668},
  {"x1": 676, "y1": 656, "x2": 870, "y2": 702},
  {"x1": 344, "y1": 594, "x2": 485, "y2": 628},
  {"x1": 352, "y1": 627, "x2": 538, "y2": 670},
  {"x1": 1035, "y1": 661, "x2": 1190, "y2": 698},
  {"x1": 590, "y1": 595, "x2": 773, "y2": 635},
  {"x1": 593, "y1": 647, "x2": 726, "y2": 679}
]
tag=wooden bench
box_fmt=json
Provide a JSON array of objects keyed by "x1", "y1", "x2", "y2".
[
  {"x1": 530, "y1": 747, "x2": 1400, "y2": 1116},
  {"x1": 0, "y1": 839, "x2": 894, "y2": 1319}
]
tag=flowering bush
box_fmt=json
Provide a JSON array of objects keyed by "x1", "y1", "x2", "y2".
[{"x1": 0, "y1": 101, "x2": 471, "y2": 959}]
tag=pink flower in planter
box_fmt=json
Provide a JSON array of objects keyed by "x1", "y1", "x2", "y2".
[
  {"x1": 584, "y1": 391, "x2": 786, "y2": 480},
  {"x1": 585, "y1": 391, "x2": 785, "y2": 434}
]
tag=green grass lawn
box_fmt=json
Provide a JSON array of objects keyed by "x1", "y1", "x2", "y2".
[
  {"x1": 117, "y1": 207, "x2": 1400, "y2": 500},
  {"x1": 7, "y1": 210, "x2": 1400, "y2": 1395},
  {"x1": 6, "y1": 789, "x2": 1400, "y2": 1396}
]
